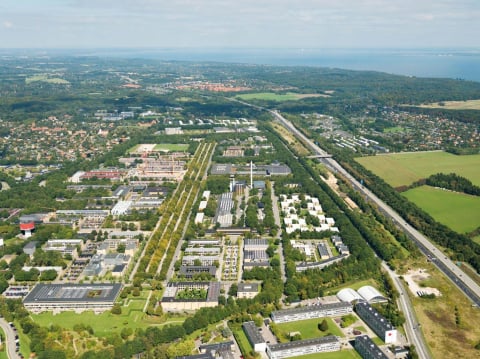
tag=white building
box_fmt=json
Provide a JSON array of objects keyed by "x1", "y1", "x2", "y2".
[
  {"x1": 266, "y1": 336, "x2": 340, "y2": 359},
  {"x1": 271, "y1": 302, "x2": 353, "y2": 323}
]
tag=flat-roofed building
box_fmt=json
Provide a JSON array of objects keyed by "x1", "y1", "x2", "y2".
[
  {"x1": 266, "y1": 336, "x2": 340, "y2": 359},
  {"x1": 178, "y1": 265, "x2": 217, "y2": 279},
  {"x1": 44, "y1": 239, "x2": 83, "y2": 258},
  {"x1": 242, "y1": 321, "x2": 266, "y2": 352},
  {"x1": 355, "y1": 302, "x2": 397, "y2": 344},
  {"x1": 237, "y1": 282, "x2": 259, "y2": 299},
  {"x1": 244, "y1": 238, "x2": 269, "y2": 250},
  {"x1": 23, "y1": 283, "x2": 122, "y2": 314},
  {"x1": 161, "y1": 281, "x2": 220, "y2": 311},
  {"x1": 271, "y1": 302, "x2": 353, "y2": 323},
  {"x1": 354, "y1": 335, "x2": 389, "y2": 359}
]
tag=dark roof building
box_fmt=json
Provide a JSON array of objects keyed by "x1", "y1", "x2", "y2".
[
  {"x1": 23, "y1": 283, "x2": 122, "y2": 314},
  {"x1": 354, "y1": 335, "x2": 389, "y2": 359},
  {"x1": 355, "y1": 302, "x2": 397, "y2": 344},
  {"x1": 242, "y1": 321, "x2": 266, "y2": 352}
]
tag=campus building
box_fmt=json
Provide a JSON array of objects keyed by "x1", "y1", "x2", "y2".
[
  {"x1": 354, "y1": 335, "x2": 389, "y2": 359},
  {"x1": 355, "y1": 302, "x2": 397, "y2": 344},
  {"x1": 161, "y1": 282, "x2": 220, "y2": 311},
  {"x1": 23, "y1": 283, "x2": 122, "y2": 314},
  {"x1": 266, "y1": 336, "x2": 340, "y2": 359},
  {"x1": 271, "y1": 302, "x2": 353, "y2": 323},
  {"x1": 242, "y1": 321, "x2": 266, "y2": 352}
]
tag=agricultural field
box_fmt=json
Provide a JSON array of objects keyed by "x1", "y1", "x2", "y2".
[
  {"x1": 275, "y1": 317, "x2": 344, "y2": 342},
  {"x1": 403, "y1": 186, "x2": 480, "y2": 234},
  {"x1": 356, "y1": 151, "x2": 480, "y2": 187},
  {"x1": 397, "y1": 258, "x2": 480, "y2": 359},
  {"x1": 236, "y1": 92, "x2": 327, "y2": 102},
  {"x1": 418, "y1": 99, "x2": 480, "y2": 110},
  {"x1": 25, "y1": 74, "x2": 70, "y2": 84}
]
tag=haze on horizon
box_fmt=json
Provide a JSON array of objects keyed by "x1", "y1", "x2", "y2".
[{"x1": 0, "y1": 0, "x2": 479, "y2": 49}]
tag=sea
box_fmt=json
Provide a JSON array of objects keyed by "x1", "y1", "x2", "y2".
[{"x1": 6, "y1": 48, "x2": 480, "y2": 83}]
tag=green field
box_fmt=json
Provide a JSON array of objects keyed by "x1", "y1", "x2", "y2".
[
  {"x1": 25, "y1": 74, "x2": 70, "y2": 84},
  {"x1": 403, "y1": 186, "x2": 480, "y2": 234},
  {"x1": 154, "y1": 143, "x2": 188, "y2": 152},
  {"x1": 232, "y1": 327, "x2": 253, "y2": 356},
  {"x1": 418, "y1": 99, "x2": 480, "y2": 110},
  {"x1": 324, "y1": 279, "x2": 379, "y2": 296},
  {"x1": 276, "y1": 317, "x2": 344, "y2": 341},
  {"x1": 290, "y1": 350, "x2": 361, "y2": 359},
  {"x1": 356, "y1": 151, "x2": 480, "y2": 187},
  {"x1": 236, "y1": 92, "x2": 324, "y2": 102}
]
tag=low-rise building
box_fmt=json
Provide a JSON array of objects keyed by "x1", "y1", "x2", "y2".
[
  {"x1": 271, "y1": 302, "x2": 353, "y2": 323},
  {"x1": 237, "y1": 282, "x2": 259, "y2": 299},
  {"x1": 242, "y1": 321, "x2": 266, "y2": 352},
  {"x1": 266, "y1": 336, "x2": 340, "y2": 359},
  {"x1": 161, "y1": 282, "x2": 220, "y2": 311},
  {"x1": 23, "y1": 283, "x2": 122, "y2": 314},
  {"x1": 355, "y1": 302, "x2": 397, "y2": 344},
  {"x1": 354, "y1": 335, "x2": 388, "y2": 359}
]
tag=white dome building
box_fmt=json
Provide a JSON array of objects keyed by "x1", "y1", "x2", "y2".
[
  {"x1": 337, "y1": 288, "x2": 364, "y2": 304},
  {"x1": 357, "y1": 286, "x2": 387, "y2": 303}
]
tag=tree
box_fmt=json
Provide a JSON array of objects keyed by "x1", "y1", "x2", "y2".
[
  {"x1": 111, "y1": 304, "x2": 122, "y2": 315},
  {"x1": 318, "y1": 319, "x2": 328, "y2": 332}
]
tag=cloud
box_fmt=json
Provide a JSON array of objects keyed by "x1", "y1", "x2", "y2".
[{"x1": 3, "y1": 21, "x2": 13, "y2": 28}]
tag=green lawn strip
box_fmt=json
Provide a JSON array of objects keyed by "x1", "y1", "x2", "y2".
[
  {"x1": 371, "y1": 337, "x2": 384, "y2": 346},
  {"x1": 232, "y1": 327, "x2": 253, "y2": 356},
  {"x1": 473, "y1": 236, "x2": 480, "y2": 245},
  {"x1": 356, "y1": 151, "x2": 480, "y2": 187},
  {"x1": 287, "y1": 349, "x2": 361, "y2": 359},
  {"x1": 276, "y1": 317, "x2": 344, "y2": 342},
  {"x1": 14, "y1": 320, "x2": 31, "y2": 359},
  {"x1": 402, "y1": 186, "x2": 480, "y2": 233},
  {"x1": 0, "y1": 327, "x2": 8, "y2": 359},
  {"x1": 353, "y1": 326, "x2": 367, "y2": 333}
]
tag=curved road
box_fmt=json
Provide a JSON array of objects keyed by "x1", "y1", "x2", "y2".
[
  {"x1": 270, "y1": 110, "x2": 480, "y2": 307},
  {"x1": 0, "y1": 318, "x2": 20, "y2": 359}
]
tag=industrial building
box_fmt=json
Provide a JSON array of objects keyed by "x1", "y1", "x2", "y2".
[
  {"x1": 271, "y1": 302, "x2": 353, "y2": 323},
  {"x1": 266, "y1": 336, "x2": 340, "y2": 359},
  {"x1": 355, "y1": 302, "x2": 397, "y2": 344}
]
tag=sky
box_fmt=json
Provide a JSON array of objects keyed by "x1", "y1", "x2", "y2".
[{"x1": 0, "y1": 0, "x2": 479, "y2": 49}]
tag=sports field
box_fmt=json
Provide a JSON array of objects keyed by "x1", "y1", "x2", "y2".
[
  {"x1": 356, "y1": 151, "x2": 480, "y2": 187},
  {"x1": 403, "y1": 186, "x2": 480, "y2": 234},
  {"x1": 236, "y1": 92, "x2": 326, "y2": 102},
  {"x1": 418, "y1": 99, "x2": 480, "y2": 110}
]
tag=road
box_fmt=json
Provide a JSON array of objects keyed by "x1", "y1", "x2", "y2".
[
  {"x1": 382, "y1": 262, "x2": 431, "y2": 359},
  {"x1": 270, "y1": 182, "x2": 286, "y2": 282},
  {"x1": 270, "y1": 109, "x2": 480, "y2": 308},
  {"x1": 0, "y1": 318, "x2": 21, "y2": 359}
]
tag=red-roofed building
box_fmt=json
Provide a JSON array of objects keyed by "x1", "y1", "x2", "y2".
[{"x1": 20, "y1": 222, "x2": 35, "y2": 238}]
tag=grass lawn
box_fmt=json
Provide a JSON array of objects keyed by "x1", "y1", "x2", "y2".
[
  {"x1": 31, "y1": 291, "x2": 167, "y2": 337},
  {"x1": 396, "y1": 258, "x2": 480, "y2": 359},
  {"x1": 353, "y1": 326, "x2": 367, "y2": 333},
  {"x1": 276, "y1": 318, "x2": 344, "y2": 342},
  {"x1": 154, "y1": 143, "x2": 189, "y2": 152},
  {"x1": 289, "y1": 349, "x2": 361, "y2": 359},
  {"x1": 383, "y1": 126, "x2": 405, "y2": 133},
  {"x1": 232, "y1": 327, "x2": 253, "y2": 356},
  {"x1": 371, "y1": 337, "x2": 384, "y2": 346},
  {"x1": 356, "y1": 151, "x2": 480, "y2": 187},
  {"x1": 473, "y1": 236, "x2": 480, "y2": 245},
  {"x1": 402, "y1": 186, "x2": 480, "y2": 234}
]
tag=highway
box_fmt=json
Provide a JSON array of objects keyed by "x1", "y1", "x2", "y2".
[
  {"x1": 270, "y1": 109, "x2": 480, "y2": 308},
  {"x1": 382, "y1": 262, "x2": 431, "y2": 359},
  {"x1": 0, "y1": 318, "x2": 21, "y2": 359}
]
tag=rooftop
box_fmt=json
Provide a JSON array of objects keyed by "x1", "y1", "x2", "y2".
[
  {"x1": 268, "y1": 335, "x2": 339, "y2": 352},
  {"x1": 23, "y1": 283, "x2": 122, "y2": 304}
]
